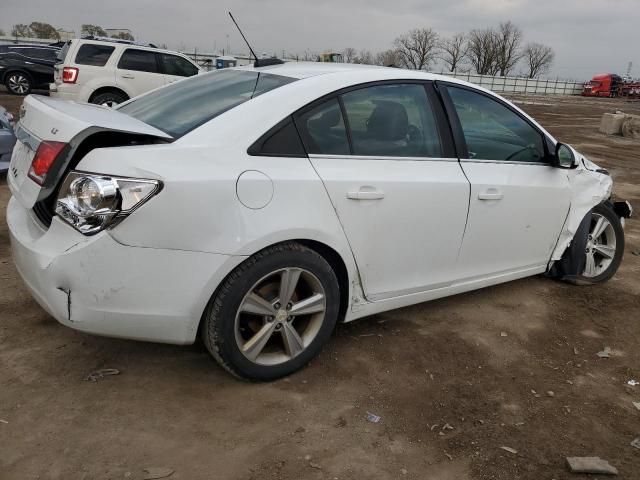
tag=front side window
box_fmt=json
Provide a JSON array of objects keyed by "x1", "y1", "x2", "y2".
[
  {"x1": 118, "y1": 49, "x2": 159, "y2": 73},
  {"x1": 341, "y1": 84, "x2": 442, "y2": 157},
  {"x1": 447, "y1": 86, "x2": 546, "y2": 163},
  {"x1": 75, "y1": 44, "x2": 115, "y2": 67},
  {"x1": 159, "y1": 54, "x2": 198, "y2": 77},
  {"x1": 118, "y1": 69, "x2": 295, "y2": 138},
  {"x1": 296, "y1": 98, "x2": 350, "y2": 155}
]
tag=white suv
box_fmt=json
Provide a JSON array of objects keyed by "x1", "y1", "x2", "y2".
[{"x1": 50, "y1": 38, "x2": 201, "y2": 106}]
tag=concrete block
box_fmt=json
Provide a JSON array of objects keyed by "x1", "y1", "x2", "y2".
[
  {"x1": 622, "y1": 114, "x2": 640, "y2": 140},
  {"x1": 599, "y1": 112, "x2": 626, "y2": 135}
]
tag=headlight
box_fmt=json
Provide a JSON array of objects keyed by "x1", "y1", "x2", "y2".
[{"x1": 56, "y1": 171, "x2": 162, "y2": 235}]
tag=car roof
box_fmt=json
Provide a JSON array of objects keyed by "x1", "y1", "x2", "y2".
[
  {"x1": 73, "y1": 38, "x2": 192, "y2": 57},
  {"x1": 235, "y1": 61, "x2": 475, "y2": 89}
]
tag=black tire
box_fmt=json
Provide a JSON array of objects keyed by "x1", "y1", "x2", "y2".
[
  {"x1": 4, "y1": 71, "x2": 32, "y2": 95},
  {"x1": 201, "y1": 242, "x2": 340, "y2": 381},
  {"x1": 574, "y1": 203, "x2": 625, "y2": 284},
  {"x1": 90, "y1": 90, "x2": 128, "y2": 107}
]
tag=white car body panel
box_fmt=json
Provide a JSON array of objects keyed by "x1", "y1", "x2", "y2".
[{"x1": 7, "y1": 62, "x2": 618, "y2": 345}]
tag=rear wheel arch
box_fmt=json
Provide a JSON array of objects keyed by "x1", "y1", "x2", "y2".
[{"x1": 88, "y1": 86, "x2": 129, "y2": 104}]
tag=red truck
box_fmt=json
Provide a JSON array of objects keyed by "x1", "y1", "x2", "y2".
[{"x1": 582, "y1": 73, "x2": 640, "y2": 98}]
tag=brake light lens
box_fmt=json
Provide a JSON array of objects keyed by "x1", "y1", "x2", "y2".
[
  {"x1": 28, "y1": 141, "x2": 67, "y2": 185},
  {"x1": 62, "y1": 67, "x2": 78, "y2": 83}
]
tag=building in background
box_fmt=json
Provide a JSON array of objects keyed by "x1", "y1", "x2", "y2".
[{"x1": 56, "y1": 29, "x2": 75, "y2": 41}]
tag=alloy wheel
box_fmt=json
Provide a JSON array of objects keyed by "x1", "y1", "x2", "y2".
[
  {"x1": 234, "y1": 267, "x2": 326, "y2": 366},
  {"x1": 8, "y1": 74, "x2": 29, "y2": 94},
  {"x1": 582, "y1": 213, "x2": 616, "y2": 278}
]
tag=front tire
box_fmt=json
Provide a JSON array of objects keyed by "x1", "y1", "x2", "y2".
[
  {"x1": 5, "y1": 71, "x2": 32, "y2": 95},
  {"x1": 201, "y1": 243, "x2": 340, "y2": 380},
  {"x1": 576, "y1": 203, "x2": 624, "y2": 283}
]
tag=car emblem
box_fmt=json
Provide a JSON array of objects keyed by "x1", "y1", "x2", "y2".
[{"x1": 51, "y1": 127, "x2": 58, "y2": 135}]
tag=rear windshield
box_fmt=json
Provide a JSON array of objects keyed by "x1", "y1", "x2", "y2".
[
  {"x1": 56, "y1": 41, "x2": 70, "y2": 63},
  {"x1": 118, "y1": 69, "x2": 296, "y2": 138}
]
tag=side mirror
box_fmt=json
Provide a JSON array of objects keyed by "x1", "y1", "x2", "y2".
[{"x1": 555, "y1": 143, "x2": 576, "y2": 169}]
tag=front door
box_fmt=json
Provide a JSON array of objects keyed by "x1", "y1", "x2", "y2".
[
  {"x1": 441, "y1": 84, "x2": 571, "y2": 280},
  {"x1": 296, "y1": 83, "x2": 470, "y2": 301}
]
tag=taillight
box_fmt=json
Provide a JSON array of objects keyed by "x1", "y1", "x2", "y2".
[
  {"x1": 28, "y1": 141, "x2": 67, "y2": 185},
  {"x1": 62, "y1": 67, "x2": 78, "y2": 84}
]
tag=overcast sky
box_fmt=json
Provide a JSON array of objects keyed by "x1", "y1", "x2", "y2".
[{"x1": 2, "y1": 0, "x2": 638, "y2": 80}]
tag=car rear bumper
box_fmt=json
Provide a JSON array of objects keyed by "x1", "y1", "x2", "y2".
[{"x1": 7, "y1": 196, "x2": 236, "y2": 345}]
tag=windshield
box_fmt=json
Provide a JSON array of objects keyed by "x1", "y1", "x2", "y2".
[{"x1": 118, "y1": 69, "x2": 296, "y2": 138}]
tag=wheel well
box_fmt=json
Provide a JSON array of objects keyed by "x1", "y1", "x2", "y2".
[
  {"x1": 295, "y1": 239, "x2": 350, "y2": 322},
  {"x1": 88, "y1": 87, "x2": 129, "y2": 103}
]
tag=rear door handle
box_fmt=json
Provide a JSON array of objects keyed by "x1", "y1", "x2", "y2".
[
  {"x1": 478, "y1": 189, "x2": 503, "y2": 201},
  {"x1": 121, "y1": 74, "x2": 135, "y2": 79},
  {"x1": 347, "y1": 189, "x2": 385, "y2": 200}
]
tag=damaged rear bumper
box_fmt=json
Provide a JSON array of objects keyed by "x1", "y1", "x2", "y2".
[{"x1": 7, "y1": 197, "x2": 236, "y2": 345}]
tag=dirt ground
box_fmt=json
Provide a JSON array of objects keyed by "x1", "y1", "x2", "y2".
[{"x1": 1, "y1": 90, "x2": 639, "y2": 480}]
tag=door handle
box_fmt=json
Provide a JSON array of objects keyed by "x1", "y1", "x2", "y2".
[
  {"x1": 478, "y1": 189, "x2": 503, "y2": 201},
  {"x1": 121, "y1": 74, "x2": 135, "y2": 79},
  {"x1": 347, "y1": 189, "x2": 385, "y2": 200}
]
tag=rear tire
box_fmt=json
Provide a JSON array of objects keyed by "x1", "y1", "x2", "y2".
[
  {"x1": 201, "y1": 242, "x2": 340, "y2": 381},
  {"x1": 90, "y1": 90, "x2": 128, "y2": 107},
  {"x1": 4, "y1": 71, "x2": 32, "y2": 95}
]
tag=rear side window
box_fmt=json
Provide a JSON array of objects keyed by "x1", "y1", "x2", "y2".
[
  {"x1": 75, "y1": 44, "x2": 115, "y2": 66},
  {"x1": 296, "y1": 98, "x2": 350, "y2": 155},
  {"x1": 118, "y1": 49, "x2": 159, "y2": 73},
  {"x1": 118, "y1": 69, "x2": 296, "y2": 138},
  {"x1": 160, "y1": 54, "x2": 198, "y2": 77},
  {"x1": 24, "y1": 48, "x2": 57, "y2": 61},
  {"x1": 248, "y1": 119, "x2": 306, "y2": 157},
  {"x1": 341, "y1": 84, "x2": 442, "y2": 157}
]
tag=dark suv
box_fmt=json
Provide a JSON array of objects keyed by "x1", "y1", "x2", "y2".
[{"x1": 0, "y1": 44, "x2": 60, "y2": 95}]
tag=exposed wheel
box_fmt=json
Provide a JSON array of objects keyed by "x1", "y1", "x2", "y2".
[
  {"x1": 576, "y1": 203, "x2": 624, "y2": 283},
  {"x1": 90, "y1": 90, "x2": 128, "y2": 107},
  {"x1": 5, "y1": 71, "x2": 32, "y2": 95},
  {"x1": 202, "y1": 242, "x2": 340, "y2": 380}
]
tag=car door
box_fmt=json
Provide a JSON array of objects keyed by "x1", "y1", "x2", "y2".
[
  {"x1": 440, "y1": 84, "x2": 571, "y2": 280},
  {"x1": 116, "y1": 48, "x2": 165, "y2": 98},
  {"x1": 295, "y1": 82, "x2": 470, "y2": 301},
  {"x1": 158, "y1": 53, "x2": 199, "y2": 85}
]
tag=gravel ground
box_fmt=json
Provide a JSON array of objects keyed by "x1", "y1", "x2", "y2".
[{"x1": 1, "y1": 91, "x2": 639, "y2": 480}]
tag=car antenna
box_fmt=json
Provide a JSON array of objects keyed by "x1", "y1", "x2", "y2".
[{"x1": 228, "y1": 11, "x2": 284, "y2": 68}]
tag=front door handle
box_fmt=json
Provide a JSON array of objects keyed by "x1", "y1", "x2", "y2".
[
  {"x1": 478, "y1": 189, "x2": 504, "y2": 201},
  {"x1": 347, "y1": 189, "x2": 385, "y2": 200}
]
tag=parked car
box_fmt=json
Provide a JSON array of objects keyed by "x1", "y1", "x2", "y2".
[
  {"x1": 0, "y1": 44, "x2": 60, "y2": 95},
  {"x1": 50, "y1": 37, "x2": 201, "y2": 106},
  {"x1": 0, "y1": 104, "x2": 16, "y2": 172},
  {"x1": 7, "y1": 63, "x2": 632, "y2": 380}
]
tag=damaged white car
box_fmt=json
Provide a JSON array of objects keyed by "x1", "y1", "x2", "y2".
[{"x1": 7, "y1": 62, "x2": 632, "y2": 380}]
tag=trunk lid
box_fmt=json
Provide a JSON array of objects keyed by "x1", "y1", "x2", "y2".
[{"x1": 8, "y1": 95, "x2": 172, "y2": 210}]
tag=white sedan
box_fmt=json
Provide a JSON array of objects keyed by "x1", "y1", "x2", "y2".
[{"x1": 7, "y1": 62, "x2": 631, "y2": 380}]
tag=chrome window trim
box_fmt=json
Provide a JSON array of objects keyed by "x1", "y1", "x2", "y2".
[
  {"x1": 460, "y1": 158, "x2": 551, "y2": 166},
  {"x1": 308, "y1": 154, "x2": 459, "y2": 162}
]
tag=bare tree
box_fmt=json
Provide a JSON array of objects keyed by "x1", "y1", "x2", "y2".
[
  {"x1": 29, "y1": 22, "x2": 59, "y2": 40},
  {"x1": 354, "y1": 49, "x2": 375, "y2": 65},
  {"x1": 495, "y1": 21, "x2": 523, "y2": 76},
  {"x1": 111, "y1": 31, "x2": 135, "y2": 41},
  {"x1": 375, "y1": 49, "x2": 400, "y2": 67},
  {"x1": 0, "y1": 29, "x2": 5, "y2": 36},
  {"x1": 393, "y1": 28, "x2": 439, "y2": 70},
  {"x1": 467, "y1": 28, "x2": 500, "y2": 75},
  {"x1": 523, "y1": 42, "x2": 555, "y2": 78},
  {"x1": 342, "y1": 47, "x2": 357, "y2": 63},
  {"x1": 11, "y1": 24, "x2": 31, "y2": 38},
  {"x1": 440, "y1": 33, "x2": 467, "y2": 72}
]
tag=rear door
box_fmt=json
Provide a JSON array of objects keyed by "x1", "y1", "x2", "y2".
[
  {"x1": 440, "y1": 84, "x2": 571, "y2": 279},
  {"x1": 158, "y1": 53, "x2": 199, "y2": 85},
  {"x1": 116, "y1": 48, "x2": 164, "y2": 98},
  {"x1": 296, "y1": 82, "x2": 470, "y2": 301}
]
